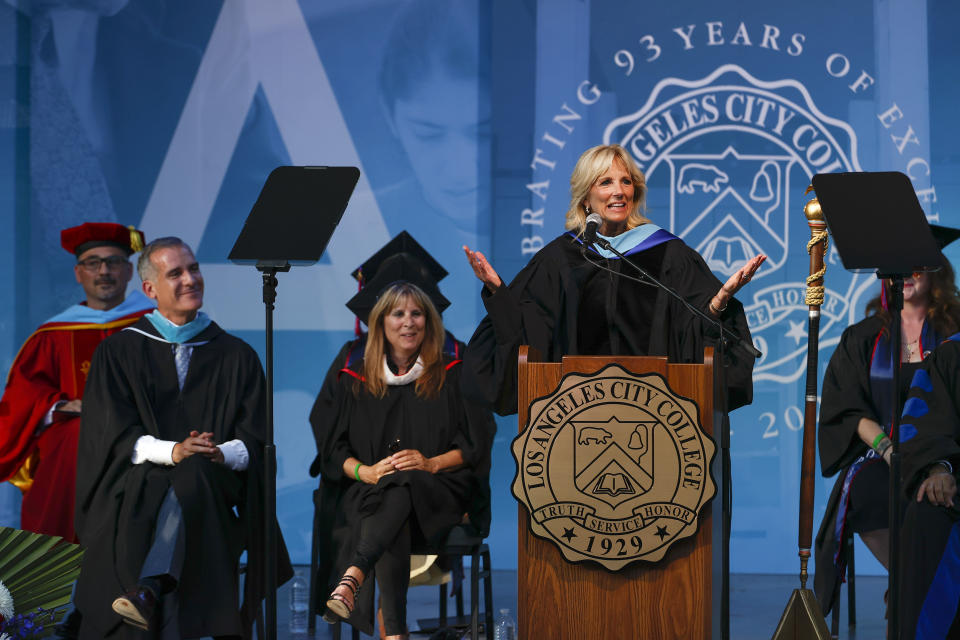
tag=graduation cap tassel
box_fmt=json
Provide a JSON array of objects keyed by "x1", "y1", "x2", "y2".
[
  {"x1": 355, "y1": 270, "x2": 365, "y2": 338},
  {"x1": 772, "y1": 187, "x2": 832, "y2": 640}
]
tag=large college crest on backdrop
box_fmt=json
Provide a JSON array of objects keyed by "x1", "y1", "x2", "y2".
[
  {"x1": 604, "y1": 64, "x2": 864, "y2": 384},
  {"x1": 511, "y1": 6, "x2": 955, "y2": 573},
  {"x1": 512, "y1": 365, "x2": 715, "y2": 570}
]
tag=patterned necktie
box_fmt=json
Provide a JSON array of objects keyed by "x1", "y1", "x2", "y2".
[{"x1": 173, "y1": 344, "x2": 193, "y2": 390}]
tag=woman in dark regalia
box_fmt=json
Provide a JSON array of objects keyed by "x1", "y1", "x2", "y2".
[
  {"x1": 814, "y1": 231, "x2": 960, "y2": 617},
  {"x1": 899, "y1": 332, "x2": 960, "y2": 638},
  {"x1": 319, "y1": 282, "x2": 489, "y2": 640},
  {"x1": 461, "y1": 143, "x2": 765, "y2": 415}
]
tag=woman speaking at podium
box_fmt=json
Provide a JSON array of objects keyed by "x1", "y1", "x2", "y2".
[{"x1": 462, "y1": 143, "x2": 764, "y2": 415}]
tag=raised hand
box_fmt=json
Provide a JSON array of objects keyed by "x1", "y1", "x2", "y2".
[
  {"x1": 722, "y1": 254, "x2": 767, "y2": 297},
  {"x1": 463, "y1": 245, "x2": 502, "y2": 292},
  {"x1": 711, "y1": 254, "x2": 767, "y2": 315}
]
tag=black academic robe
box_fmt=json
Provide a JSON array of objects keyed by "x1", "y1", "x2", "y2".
[
  {"x1": 899, "y1": 335, "x2": 960, "y2": 639},
  {"x1": 316, "y1": 356, "x2": 490, "y2": 636},
  {"x1": 813, "y1": 315, "x2": 923, "y2": 613},
  {"x1": 462, "y1": 232, "x2": 755, "y2": 416},
  {"x1": 74, "y1": 318, "x2": 292, "y2": 639},
  {"x1": 308, "y1": 334, "x2": 494, "y2": 528},
  {"x1": 819, "y1": 316, "x2": 902, "y2": 475}
]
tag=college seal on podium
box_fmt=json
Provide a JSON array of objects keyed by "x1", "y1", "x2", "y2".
[{"x1": 512, "y1": 364, "x2": 716, "y2": 570}]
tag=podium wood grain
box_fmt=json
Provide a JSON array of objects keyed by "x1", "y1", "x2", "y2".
[{"x1": 517, "y1": 347, "x2": 715, "y2": 639}]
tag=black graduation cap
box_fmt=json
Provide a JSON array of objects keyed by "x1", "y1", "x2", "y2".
[
  {"x1": 351, "y1": 231, "x2": 448, "y2": 284},
  {"x1": 346, "y1": 253, "x2": 451, "y2": 324},
  {"x1": 930, "y1": 224, "x2": 960, "y2": 250}
]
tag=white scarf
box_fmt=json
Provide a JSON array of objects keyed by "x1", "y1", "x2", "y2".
[{"x1": 383, "y1": 355, "x2": 424, "y2": 385}]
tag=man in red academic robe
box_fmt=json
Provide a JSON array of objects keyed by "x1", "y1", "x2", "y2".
[{"x1": 0, "y1": 222, "x2": 154, "y2": 542}]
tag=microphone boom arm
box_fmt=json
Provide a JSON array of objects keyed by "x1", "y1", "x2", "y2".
[{"x1": 588, "y1": 236, "x2": 762, "y2": 360}]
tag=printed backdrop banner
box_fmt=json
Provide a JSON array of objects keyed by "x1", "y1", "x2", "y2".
[{"x1": 1, "y1": 0, "x2": 959, "y2": 575}]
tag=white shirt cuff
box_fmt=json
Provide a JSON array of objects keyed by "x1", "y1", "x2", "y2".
[
  {"x1": 44, "y1": 400, "x2": 64, "y2": 426},
  {"x1": 131, "y1": 435, "x2": 177, "y2": 466},
  {"x1": 218, "y1": 439, "x2": 249, "y2": 471},
  {"x1": 37, "y1": 400, "x2": 67, "y2": 435}
]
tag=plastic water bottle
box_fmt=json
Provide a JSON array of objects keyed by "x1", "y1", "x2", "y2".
[
  {"x1": 289, "y1": 570, "x2": 308, "y2": 634},
  {"x1": 494, "y1": 608, "x2": 517, "y2": 640}
]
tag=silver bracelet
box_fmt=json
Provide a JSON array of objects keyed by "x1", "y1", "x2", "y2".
[
  {"x1": 874, "y1": 437, "x2": 893, "y2": 458},
  {"x1": 931, "y1": 460, "x2": 954, "y2": 476}
]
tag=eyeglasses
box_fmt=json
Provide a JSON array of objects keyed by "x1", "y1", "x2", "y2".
[{"x1": 77, "y1": 256, "x2": 129, "y2": 272}]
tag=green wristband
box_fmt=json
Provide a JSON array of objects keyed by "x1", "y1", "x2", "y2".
[
  {"x1": 872, "y1": 432, "x2": 887, "y2": 450},
  {"x1": 354, "y1": 462, "x2": 363, "y2": 482}
]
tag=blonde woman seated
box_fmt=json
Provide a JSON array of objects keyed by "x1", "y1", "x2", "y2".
[{"x1": 320, "y1": 282, "x2": 488, "y2": 639}]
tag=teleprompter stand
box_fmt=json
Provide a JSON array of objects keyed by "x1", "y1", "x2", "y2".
[
  {"x1": 811, "y1": 171, "x2": 942, "y2": 640},
  {"x1": 229, "y1": 165, "x2": 360, "y2": 640}
]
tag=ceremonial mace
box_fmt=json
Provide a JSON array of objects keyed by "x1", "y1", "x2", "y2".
[{"x1": 771, "y1": 187, "x2": 832, "y2": 640}]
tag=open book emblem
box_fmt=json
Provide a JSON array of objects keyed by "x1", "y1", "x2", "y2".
[{"x1": 572, "y1": 417, "x2": 655, "y2": 509}]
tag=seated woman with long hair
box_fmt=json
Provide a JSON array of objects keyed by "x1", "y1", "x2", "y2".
[
  {"x1": 815, "y1": 243, "x2": 960, "y2": 617},
  {"x1": 320, "y1": 282, "x2": 488, "y2": 640}
]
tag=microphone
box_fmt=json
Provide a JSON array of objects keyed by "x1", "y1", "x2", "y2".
[{"x1": 583, "y1": 212, "x2": 604, "y2": 248}]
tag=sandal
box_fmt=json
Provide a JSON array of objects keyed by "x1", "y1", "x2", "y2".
[{"x1": 325, "y1": 573, "x2": 361, "y2": 621}]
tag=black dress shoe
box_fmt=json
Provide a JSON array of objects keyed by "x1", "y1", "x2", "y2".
[
  {"x1": 111, "y1": 586, "x2": 157, "y2": 630},
  {"x1": 53, "y1": 609, "x2": 81, "y2": 639}
]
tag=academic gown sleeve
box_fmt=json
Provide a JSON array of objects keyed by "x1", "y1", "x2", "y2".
[
  {"x1": 463, "y1": 236, "x2": 756, "y2": 415},
  {"x1": 713, "y1": 296, "x2": 754, "y2": 411},
  {"x1": 462, "y1": 247, "x2": 565, "y2": 416},
  {"x1": 818, "y1": 318, "x2": 883, "y2": 477},
  {"x1": 443, "y1": 339, "x2": 496, "y2": 483},
  {"x1": 459, "y1": 395, "x2": 496, "y2": 536},
  {"x1": 441, "y1": 364, "x2": 496, "y2": 536},
  {"x1": 0, "y1": 332, "x2": 70, "y2": 481},
  {"x1": 900, "y1": 338, "x2": 960, "y2": 499},
  {"x1": 308, "y1": 341, "x2": 353, "y2": 477},
  {"x1": 322, "y1": 384, "x2": 357, "y2": 483},
  {"x1": 651, "y1": 240, "x2": 755, "y2": 411},
  {"x1": 74, "y1": 338, "x2": 148, "y2": 543}
]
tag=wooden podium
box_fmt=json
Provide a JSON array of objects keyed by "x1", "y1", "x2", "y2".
[{"x1": 515, "y1": 346, "x2": 721, "y2": 639}]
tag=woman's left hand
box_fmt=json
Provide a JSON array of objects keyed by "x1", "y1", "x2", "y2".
[
  {"x1": 390, "y1": 449, "x2": 438, "y2": 474},
  {"x1": 711, "y1": 254, "x2": 767, "y2": 315},
  {"x1": 722, "y1": 254, "x2": 767, "y2": 296}
]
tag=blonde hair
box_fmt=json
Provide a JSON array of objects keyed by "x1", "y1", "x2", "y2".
[
  {"x1": 361, "y1": 282, "x2": 446, "y2": 398},
  {"x1": 565, "y1": 144, "x2": 650, "y2": 234}
]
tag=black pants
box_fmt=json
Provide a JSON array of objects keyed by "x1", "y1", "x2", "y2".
[{"x1": 352, "y1": 485, "x2": 416, "y2": 636}]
